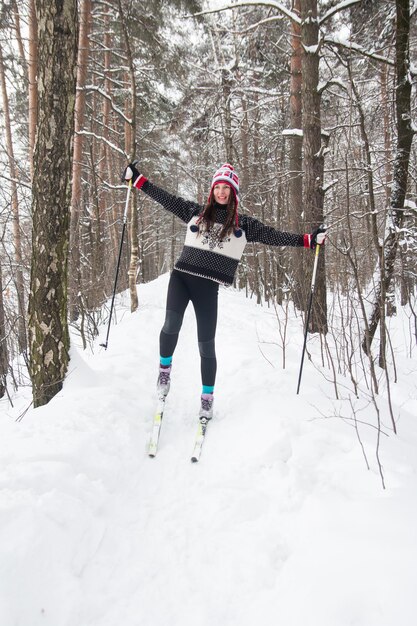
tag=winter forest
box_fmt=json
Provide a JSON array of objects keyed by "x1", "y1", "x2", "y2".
[
  {"x1": 0, "y1": 1, "x2": 416, "y2": 623},
  {"x1": 0, "y1": 0, "x2": 416, "y2": 412},
  {"x1": 0, "y1": 0, "x2": 415, "y2": 405}
]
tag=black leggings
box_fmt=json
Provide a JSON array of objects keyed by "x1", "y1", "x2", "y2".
[{"x1": 160, "y1": 270, "x2": 219, "y2": 387}]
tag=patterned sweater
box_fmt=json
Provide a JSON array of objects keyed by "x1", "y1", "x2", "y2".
[{"x1": 135, "y1": 177, "x2": 309, "y2": 286}]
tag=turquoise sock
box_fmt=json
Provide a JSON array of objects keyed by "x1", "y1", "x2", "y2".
[
  {"x1": 202, "y1": 385, "x2": 214, "y2": 395},
  {"x1": 160, "y1": 356, "x2": 172, "y2": 367}
]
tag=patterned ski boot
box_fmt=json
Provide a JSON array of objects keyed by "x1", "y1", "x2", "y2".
[
  {"x1": 199, "y1": 393, "x2": 214, "y2": 421},
  {"x1": 157, "y1": 365, "x2": 171, "y2": 400}
]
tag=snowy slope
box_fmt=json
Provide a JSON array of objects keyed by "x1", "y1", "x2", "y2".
[{"x1": 1, "y1": 273, "x2": 416, "y2": 626}]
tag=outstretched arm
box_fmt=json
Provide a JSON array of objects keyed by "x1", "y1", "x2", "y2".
[
  {"x1": 241, "y1": 215, "x2": 305, "y2": 248},
  {"x1": 123, "y1": 162, "x2": 201, "y2": 224}
]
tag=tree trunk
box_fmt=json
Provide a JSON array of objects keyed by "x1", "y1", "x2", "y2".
[
  {"x1": 96, "y1": 9, "x2": 111, "y2": 303},
  {"x1": 301, "y1": 0, "x2": 327, "y2": 334},
  {"x1": 118, "y1": 0, "x2": 138, "y2": 312},
  {"x1": 28, "y1": 0, "x2": 38, "y2": 180},
  {"x1": 11, "y1": 0, "x2": 28, "y2": 69},
  {"x1": 362, "y1": 0, "x2": 414, "y2": 355},
  {"x1": 0, "y1": 263, "x2": 9, "y2": 399},
  {"x1": 70, "y1": 0, "x2": 92, "y2": 321},
  {"x1": 380, "y1": 63, "x2": 392, "y2": 208},
  {"x1": 210, "y1": 25, "x2": 234, "y2": 163},
  {"x1": 28, "y1": 0, "x2": 78, "y2": 408},
  {"x1": 288, "y1": 0, "x2": 305, "y2": 310},
  {"x1": 221, "y1": 68, "x2": 234, "y2": 162},
  {"x1": 0, "y1": 45, "x2": 27, "y2": 355}
]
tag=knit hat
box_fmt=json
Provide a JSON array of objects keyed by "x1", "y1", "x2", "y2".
[
  {"x1": 199, "y1": 163, "x2": 241, "y2": 236},
  {"x1": 209, "y1": 163, "x2": 239, "y2": 205}
]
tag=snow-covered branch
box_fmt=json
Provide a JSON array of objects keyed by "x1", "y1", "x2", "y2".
[
  {"x1": 282, "y1": 128, "x2": 303, "y2": 137},
  {"x1": 224, "y1": 14, "x2": 286, "y2": 34},
  {"x1": 319, "y1": 0, "x2": 362, "y2": 26},
  {"x1": 76, "y1": 131, "x2": 126, "y2": 157},
  {"x1": 322, "y1": 178, "x2": 339, "y2": 193},
  {"x1": 318, "y1": 78, "x2": 348, "y2": 95},
  {"x1": 323, "y1": 37, "x2": 394, "y2": 66},
  {"x1": 187, "y1": 0, "x2": 301, "y2": 25},
  {"x1": 80, "y1": 85, "x2": 132, "y2": 125}
]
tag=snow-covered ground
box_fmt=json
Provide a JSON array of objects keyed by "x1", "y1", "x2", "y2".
[{"x1": 1, "y1": 273, "x2": 416, "y2": 626}]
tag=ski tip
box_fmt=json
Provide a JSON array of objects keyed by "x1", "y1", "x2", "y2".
[{"x1": 148, "y1": 443, "x2": 158, "y2": 457}]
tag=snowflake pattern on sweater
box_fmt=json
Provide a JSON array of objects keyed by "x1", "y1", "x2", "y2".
[{"x1": 201, "y1": 226, "x2": 231, "y2": 251}]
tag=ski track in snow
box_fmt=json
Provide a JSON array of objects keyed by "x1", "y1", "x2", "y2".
[{"x1": 1, "y1": 273, "x2": 416, "y2": 626}]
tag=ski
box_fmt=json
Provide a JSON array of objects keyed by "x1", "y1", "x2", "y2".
[
  {"x1": 191, "y1": 417, "x2": 209, "y2": 463},
  {"x1": 148, "y1": 398, "x2": 166, "y2": 457}
]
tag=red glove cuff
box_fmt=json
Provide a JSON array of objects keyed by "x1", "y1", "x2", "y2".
[
  {"x1": 134, "y1": 174, "x2": 147, "y2": 190},
  {"x1": 303, "y1": 234, "x2": 311, "y2": 248}
]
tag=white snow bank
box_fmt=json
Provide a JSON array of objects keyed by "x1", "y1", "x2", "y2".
[{"x1": 1, "y1": 274, "x2": 416, "y2": 626}]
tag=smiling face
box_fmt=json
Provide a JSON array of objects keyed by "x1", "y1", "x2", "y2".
[{"x1": 213, "y1": 183, "x2": 231, "y2": 205}]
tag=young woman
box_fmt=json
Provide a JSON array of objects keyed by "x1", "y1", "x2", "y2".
[{"x1": 123, "y1": 162, "x2": 325, "y2": 420}]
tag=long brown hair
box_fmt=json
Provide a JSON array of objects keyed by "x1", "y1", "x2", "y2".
[{"x1": 198, "y1": 190, "x2": 238, "y2": 240}]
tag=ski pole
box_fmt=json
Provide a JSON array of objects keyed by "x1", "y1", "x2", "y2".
[
  {"x1": 296, "y1": 238, "x2": 322, "y2": 394},
  {"x1": 100, "y1": 180, "x2": 132, "y2": 349}
]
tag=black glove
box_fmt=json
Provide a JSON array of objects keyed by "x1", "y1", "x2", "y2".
[
  {"x1": 310, "y1": 226, "x2": 327, "y2": 249},
  {"x1": 122, "y1": 160, "x2": 140, "y2": 184}
]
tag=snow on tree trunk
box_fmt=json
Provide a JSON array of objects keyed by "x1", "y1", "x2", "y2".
[
  {"x1": 301, "y1": 0, "x2": 328, "y2": 334},
  {"x1": 28, "y1": 0, "x2": 78, "y2": 408},
  {"x1": 362, "y1": 0, "x2": 414, "y2": 357}
]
